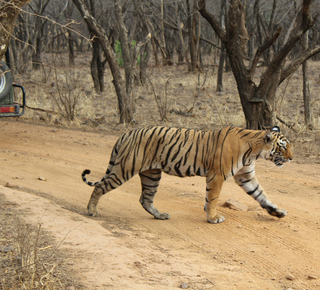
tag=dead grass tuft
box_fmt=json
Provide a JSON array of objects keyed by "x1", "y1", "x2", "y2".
[{"x1": 0, "y1": 194, "x2": 83, "y2": 289}]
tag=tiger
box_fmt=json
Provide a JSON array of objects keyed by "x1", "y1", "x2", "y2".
[{"x1": 82, "y1": 125, "x2": 293, "y2": 224}]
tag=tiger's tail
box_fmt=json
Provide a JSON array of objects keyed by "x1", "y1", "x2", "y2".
[
  {"x1": 82, "y1": 137, "x2": 121, "y2": 187},
  {"x1": 82, "y1": 169, "x2": 101, "y2": 187}
]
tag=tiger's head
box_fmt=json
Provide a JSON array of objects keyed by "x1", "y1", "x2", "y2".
[{"x1": 265, "y1": 126, "x2": 293, "y2": 167}]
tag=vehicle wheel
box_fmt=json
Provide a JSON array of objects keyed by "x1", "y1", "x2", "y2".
[{"x1": 0, "y1": 61, "x2": 13, "y2": 102}]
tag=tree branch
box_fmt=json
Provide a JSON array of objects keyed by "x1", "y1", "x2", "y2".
[
  {"x1": 249, "y1": 27, "x2": 282, "y2": 80},
  {"x1": 198, "y1": 0, "x2": 227, "y2": 42},
  {"x1": 280, "y1": 45, "x2": 320, "y2": 84},
  {"x1": 259, "y1": 0, "x2": 314, "y2": 89},
  {"x1": 0, "y1": 0, "x2": 32, "y2": 61}
]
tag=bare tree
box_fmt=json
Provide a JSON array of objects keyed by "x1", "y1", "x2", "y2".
[
  {"x1": 28, "y1": 0, "x2": 50, "y2": 70},
  {"x1": 73, "y1": 0, "x2": 132, "y2": 123},
  {"x1": 140, "y1": 4, "x2": 172, "y2": 66},
  {"x1": 86, "y1": 0, "x2": 105, "y2": 92},
  {"x1": 199, "y1": 0, "x2": 320, "y2": 129},
  {"x1": 73, "y1": 0, "x2": 150, "y2": 124},
  {"x1": 187, "y1": 0, "x2": 201, "y2": 72},
  {"x1": 174, "y1": 0, "x2": 188, "y2": 64},
  {"x1": 0, "y1": 0, "x2": 31, "y2": 62}
]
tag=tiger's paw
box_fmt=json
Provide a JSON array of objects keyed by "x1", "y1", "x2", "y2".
[
  {"x1": 271, "y1": 208, "x2": 287, "y2": 218},
  {"x1": 87, "y1": 205, "x2": 99, "y2": 217},
  {"x1": 207, "y1": 213, "x2": 225, "y2": 224},
  {"x1": 154, "y1": 212, "x2": 170, "y2": 220},
  {"x1": 266, "y1": 206, "x2": 287, "y2": 218},
  {"x1": 88, "y1": 210, "x2": 99, "y2": 217}
]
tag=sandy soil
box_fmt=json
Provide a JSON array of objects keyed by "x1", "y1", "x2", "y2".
[{"x1": 0, "y1": 120, "x2": 319, "y2": 289}]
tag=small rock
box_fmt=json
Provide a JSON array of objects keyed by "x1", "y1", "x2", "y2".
[
  {"x1": 38, "y1": 176, "x2": 47, "y2": 181},
  {"x1": 285, "y1": 274, "x2": 295, "y2": 281},
  {"x1": 223, "y1": 199, "x2": 248, "y2": 211},
  {"x1": 5, "y1": 182, "x2": 19, "y2": 188},
  {"x1": 180, "y1": 283, "x2": 188, "y2": 289},
  {"x1": 308, "y1": 275, "x2": 318, "y2": 280}
]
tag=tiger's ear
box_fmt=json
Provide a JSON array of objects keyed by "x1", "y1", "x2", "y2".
[
  {"x1": 271, "y1": 126, "x2": 280, "y2": 133},
  {"x1": 264, "y1": 132, "x2": 273, "y2": 143}
]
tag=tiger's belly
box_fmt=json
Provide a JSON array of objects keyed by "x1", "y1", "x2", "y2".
[{"x1": 161, "y1": 164, "x2": 208, "y2": 177}]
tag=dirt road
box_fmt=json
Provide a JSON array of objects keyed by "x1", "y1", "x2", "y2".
[{"x1": 1, "y1": 120, "x2": 319, "y2": 289}]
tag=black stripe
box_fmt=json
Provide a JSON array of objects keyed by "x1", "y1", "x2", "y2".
[
  {"x1": 240, "y1": 132, "x2": 251, "y2": 139},
  {"x1": 242, "y1": 147, "x2": 253, "y2": 166},
  {"x1": 220, "y1": 127, "x2": 233, "y2": 175},
  {"x1": 240, "y1": 179, "x2": 252, "y2": 186},
  {"x1": 183, "y1": 143, "x2": 194, "y2": 166},
  {"x1": 174, "y1": 156, "x2": 183, "y2": 177},
  {"x1": 141, "y1": 182, "x2": 159, "y2": 188},
  {"x1": 139, "y1": 173, "x2": 161, "y2": 182},
  {"x1": 186, "y1": 166, "x2": 191, "y2": 176},
  {"x1": 250, "y1": 132, "x2": 262, "y2": 139},
  {"x1": 162, "y1": 133, "x2": 181, "y2": 168},
  {"x1": 171, "y1": 141, "x2": 183, "y2": 162},
  {"x1": 206, "y1": 173, "x2": 216, "y2": 183},
  {"x1": 254, "y1": 190, "x2": 263, "y2": 200},
  {"x1": 193, "y1": 134, "x2": 200, "y2": 173},
  {"x1": 231, "y1": 158, "x2": 234, "y2": 176},
  {"x1": 143, "y1": 127, "x2": 159, "y2": 158},
  {"x1": 247, "y1": 185, "x2": 259, "y2": 196}
]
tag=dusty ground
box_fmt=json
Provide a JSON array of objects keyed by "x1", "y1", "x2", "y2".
[{"x1": 0, "y1": 120, "x2": 320, "y2": 289}]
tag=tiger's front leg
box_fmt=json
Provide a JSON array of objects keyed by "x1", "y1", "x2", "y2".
[
  {"x1": 234, "y1": 164, "x2": 287, "y2": 218},
  {"x1": 205, "y1": 174, "x2": 225, "y2": 224}
]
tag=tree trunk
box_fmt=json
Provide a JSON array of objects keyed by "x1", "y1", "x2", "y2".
[
  {"x1": 151, "y1": 38, "x2": 159, "y2": 66},
  {"x1": 199, "y1": 0, "x2": 320, "y2": 130},
  {"x1": 68, "y1": 31, "x2": 75, "y2": 66},
  {"x1": 91, "y1": 38, "x2": 101, "y2": 92},
  {"x1": 175, "y1": 1, "x2": 189, "y2": 64},
  {"x1": 73, "y1": 0, "x2": 133, "y2": 123},
  {"x1": 216, "y1": 43, "x2": 225, "y2": 92},
  {"x1": 114, "y1": 0, "x2": 135, "y2": 116},
  {"x1": 32, "y1": 35, "x2": 42, "y2": 70},
  {"x1": 139, "y1": 42, "x2": 150, "y2": 85},
  {"x1": 216, "y1": 0, "x2": 226, "y2": 92},
  {"x1": 302, "y1": 31, "x2": 312, "y2": 129},
  {"x1": 186, "y1": 0, "x2": 194, "y2": 71}
]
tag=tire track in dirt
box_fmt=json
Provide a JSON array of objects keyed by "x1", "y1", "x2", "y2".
[
  {"x1": 150, "y1": 200, "x2": 318, "y2": 282},
  {"x1": 222, "y1": 208, "x2": 313, "y2": 253},
  {"x1": 164, "y1": 209, "x2": 283, "y2": 278}
]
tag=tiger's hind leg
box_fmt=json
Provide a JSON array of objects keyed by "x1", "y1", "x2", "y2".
[
  {"x1": 87, "y1": 185, "x2": 106, "y2": 217},
  {"x1": 87, "y1": 165, "x2": 125, "y2": 217},
  {"x1": 139, "y1": 169, "x2": 170, "y2": 220}
]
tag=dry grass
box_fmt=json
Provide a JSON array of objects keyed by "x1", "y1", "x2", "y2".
[
  {"x1": 0, "y1": 194, "x2": 83, "y2": 289},
  {"x1": 13, "y1": 52, "x2": 320, "y2": 163}
]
